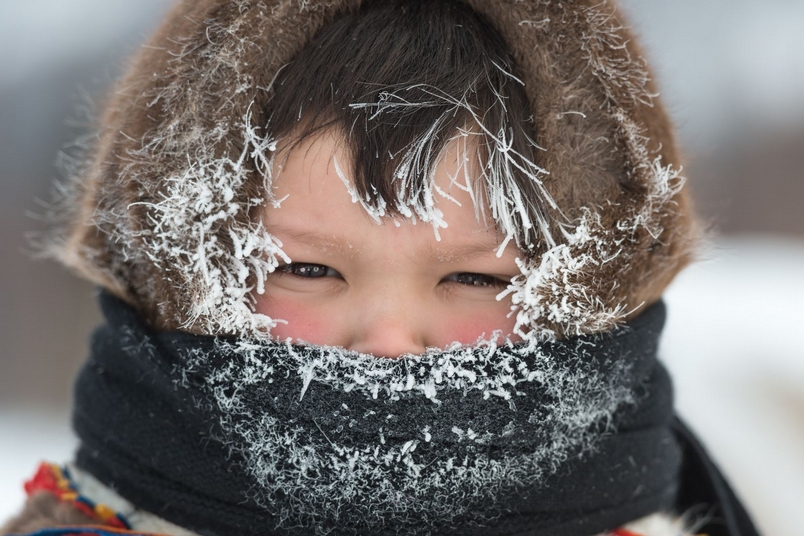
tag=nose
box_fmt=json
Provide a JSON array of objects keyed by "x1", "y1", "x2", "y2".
[{"x1": 347, "y1": 290, "x2": 427, "y2": 358}]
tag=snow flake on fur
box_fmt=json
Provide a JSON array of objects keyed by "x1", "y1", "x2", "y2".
[
  {"x1": 51, "y1": 0, "x2": 694, "y2": 340},
  {"x1": 124, "y1": 110, "x2": 289, "y2": 335}
]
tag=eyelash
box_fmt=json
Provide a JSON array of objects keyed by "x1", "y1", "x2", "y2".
[
  {"x1": 277, "y1": 263, "x2": 508, "y2": 288},
  {"x1": 278, "y1": 263, "x2": 341, "y2": 279},
  {"x1": 444, "y1": 273, "x2": 508, "y2": 288}
]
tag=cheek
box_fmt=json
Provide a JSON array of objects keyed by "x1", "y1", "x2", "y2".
[
  {"x1": 432, "y1": 305, "x2": 518, "y2": 346},
  {"x1": 254, "y1": 294, "x2": 340, "y2": 346}
]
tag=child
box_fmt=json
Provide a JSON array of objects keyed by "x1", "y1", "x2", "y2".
[{"x1": 3, "y1": 1, "x2": 758, "y2": 535}]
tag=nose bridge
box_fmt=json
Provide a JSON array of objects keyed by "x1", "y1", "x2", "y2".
[{"x1": 349, "y1": 280, "x2": 427, "y2": 358}]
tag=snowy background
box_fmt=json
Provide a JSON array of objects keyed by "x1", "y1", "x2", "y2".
[{"x1": 1, "y1": 1, "x2": 803, "y2": 534}]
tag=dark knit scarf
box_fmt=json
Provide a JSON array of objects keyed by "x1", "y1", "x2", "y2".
[{"x1": 71, "y1": 293, "x2": 756, "y2": 536}]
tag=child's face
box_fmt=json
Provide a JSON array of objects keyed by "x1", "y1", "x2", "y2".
[{"x1": 255, "y1": 130, "x2": 520, "y2": 357}]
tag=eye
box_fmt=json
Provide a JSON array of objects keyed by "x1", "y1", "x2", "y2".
[
  {"x1": 278, "y1": 263, "x2": 341, "y2": 279},
  {"x1": 444, "y1": 272, "x2": 508, "y2": 288}
]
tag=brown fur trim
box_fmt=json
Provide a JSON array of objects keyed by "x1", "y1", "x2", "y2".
[
  {"x1": 51, "y1": 0, "x2": 697, "y2": 336},
  {"x1": 1, "y1": 492, "x2": 95, "y2": 535}
]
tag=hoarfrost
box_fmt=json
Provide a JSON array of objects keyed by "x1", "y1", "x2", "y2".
[
  {"x1": 491, "y1": 2, "x2": 687, "y2": 340},
  {"x1": 501, "y1": 152, "x2": 683, "y2": 340},
  {"x1": 180, "y1": 334, "x2": 636, "y2": 532},
  {"x1": 72, "y1": 0, "x2": 689, "y2": 342},
  {"x1": 348, "y1": 82, "x2": 557, "y2": 250},
  {"x1": 127, "y1": 110, "x2": 290, "y2": 336}
]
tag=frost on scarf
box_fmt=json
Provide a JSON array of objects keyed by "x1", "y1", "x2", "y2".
[{"x1": 178, "y1": 336, "x2": 636, "y2": 533}]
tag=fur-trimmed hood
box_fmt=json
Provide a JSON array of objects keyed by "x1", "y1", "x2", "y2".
[{"x1": 53, "y1": 0, "x2": 697, "y2": 338}]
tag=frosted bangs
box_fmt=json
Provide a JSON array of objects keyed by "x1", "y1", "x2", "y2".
[{"x1": 346, "y1": 82, "x2": 559, "y2": 249}]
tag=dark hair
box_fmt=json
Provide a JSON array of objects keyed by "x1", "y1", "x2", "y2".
[{"x1": 265, "y1": 0, "x2": 550, "y2": 249}]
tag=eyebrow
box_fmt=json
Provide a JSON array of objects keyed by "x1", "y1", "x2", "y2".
[
  {"x1": 269, "y1": 225, "x2": 504, "y2": 261},
  {"x1": 424, "y1": 238, "x2": 504, "y2": 261},
  {"x1": 269, "y1": 226, "x2": 357, "y2": 255}
]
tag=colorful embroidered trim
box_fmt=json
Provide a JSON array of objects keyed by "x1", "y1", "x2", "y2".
[
  {"x1": 7, "y1": 527, "x2": 164, "y2": 536},
  {"x1": 24, "y1": 463, "x2": 131, "y2": 530}
]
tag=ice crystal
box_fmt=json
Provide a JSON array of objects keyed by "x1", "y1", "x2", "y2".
[
  {"x1": 348, "y1": 83, "x2": 558, "y2": 248},
  {"x1": 126, "y1": 110, "x2": 290, "y2": 335},
  {"x1": 56, "y1": 0, "x2": 688, "y2": 341},
  {"x1": 492, "y1": 1, "x2": 686, "y2": 340},
  {"x1": 180, "y1": 335, "x2": 635, "y2": 533}
]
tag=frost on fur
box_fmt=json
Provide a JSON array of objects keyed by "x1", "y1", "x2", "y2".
[
  {"x1": 493, "y1": 1, "x2": 687, "y2": 340},
  {"x1": 178, "y1": 336, "x2": 636, "y2": 533},
  {"x1": 502, "y1": 154, "x2": 683, "y2": 340},
  {"x1": 501, "y1": 217, "x2": 631, "y2": 341},
  {"x1": 52, "y1": 0, "x2": 690, "y2": 340},
  {"x1": 98, "y1": 1, "x2": 294, "y2": 336},
  {"x1": 578, "y1": 1, "x2": 655, "y2": 109},
  {"x1": 126, "y1": 110, "x2": 289, "y2": 335}
]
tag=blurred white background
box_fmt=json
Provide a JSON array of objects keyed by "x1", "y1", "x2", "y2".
[{"x1": 1, "y1": 1, "x2": 803, "y2": 534}]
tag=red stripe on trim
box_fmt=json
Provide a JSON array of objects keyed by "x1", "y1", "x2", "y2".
[{"x1": 612, "y1": 529, "x2": 643, "y2": 536}]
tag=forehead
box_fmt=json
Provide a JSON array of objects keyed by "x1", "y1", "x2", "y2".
[{"x1": 266, "y1": 129, "x2": 507, "y2": 256}]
